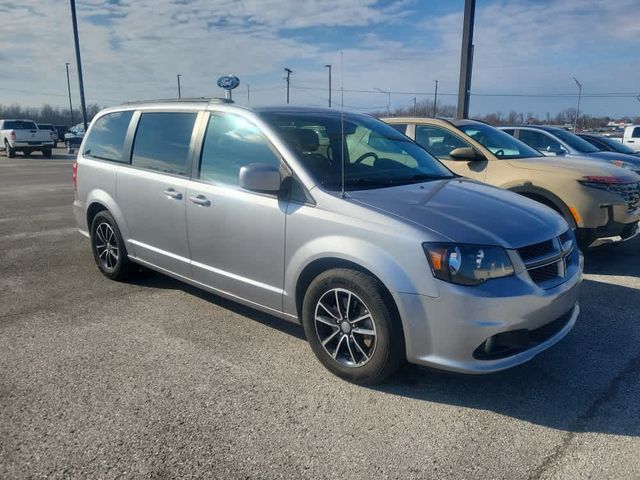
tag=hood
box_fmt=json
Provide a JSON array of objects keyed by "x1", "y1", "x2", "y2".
[
  {"x1": 505, "y1": 155, "x2": 640, "y2": 177},
  {"x1": 346, "y1": 178, "x2": 567, "y2": 249},
  {"x1": 581, "y1": 151, "x2": 640, "y2": 170}
]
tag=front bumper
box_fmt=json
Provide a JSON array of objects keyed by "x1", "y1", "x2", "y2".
[{"x1": 393, "y1": 259, "x2": 583, "y2": 374}]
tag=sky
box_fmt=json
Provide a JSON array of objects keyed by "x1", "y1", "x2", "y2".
[{"x1": 1, "y1": 0, "x2": 639, "y2": 118}]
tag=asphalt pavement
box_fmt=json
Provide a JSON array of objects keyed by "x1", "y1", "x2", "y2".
[{"x1": 1, "y1": 150, "x2": 639, "y2": 479}]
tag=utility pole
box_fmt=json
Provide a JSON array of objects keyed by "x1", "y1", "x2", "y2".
[
  {"x1": 177, "y1": 74, "x2": 182, "y2": 98},
  {"x1": 247, "y1": 83, "x2": 250, "y2": 103},
  {"x1": 374, "y1": 87, "x2": 391, "y2": 116},
  {"x1": 413, "y1": 97, "x2": 417, "y2": 116},
  {"x1": 325, "y1": 64, "x2": 332, "y2": 108},
  {"x1": 433, "y1": 80, "x2": 439, "y2": 117},
  {"x1": 284, "y1": 67, "x2": 293, "y2": 104},
  {"x1": 573, "y1": 77, "x2": 582, "y2": 132},
  {"x1": 65, "y1": 62, "x2": 75, "y2": 125},
  {"x1": 456, "y1": 0, "x2": 476, "y2": 119},
  {"x1": 69, "y1": 0, "x2": 88, "y2": 130}
]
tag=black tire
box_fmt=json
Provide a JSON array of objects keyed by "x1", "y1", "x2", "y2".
[
  {"x1": 90, "y1": 211, "x2": 133, "y2": 281},
  {"x1": 53, "y1": 141, "x2": 58, "y2": 148},
  {"x1": 42, "y1": 149, "x2": 52, "y2": 158},
  {"x1": 301, "y1": 268, "x2": 405, "y2": 384},
  {"x1": 23, "y1": 150, "x2": 31, "y2": 158},
  {"x1": 5, "y1": 141, "x2": 15, "y2": 158}
]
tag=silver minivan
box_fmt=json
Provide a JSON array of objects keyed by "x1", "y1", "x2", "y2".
[{"x1": 73, "y1": 100, "x2": 583, "y2": 383}]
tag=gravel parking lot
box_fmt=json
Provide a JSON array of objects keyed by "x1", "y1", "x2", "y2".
[{"x1": 1, "y1": 150, "x2": 639, "y2": 479}]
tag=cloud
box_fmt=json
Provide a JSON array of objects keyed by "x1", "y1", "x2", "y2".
[{"x1": 0, "y1": 0, "x2": 638, "y2": 117}]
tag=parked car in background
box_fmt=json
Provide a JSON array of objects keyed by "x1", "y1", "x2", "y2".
[
  {"x1": 37, "y1": 123, "x2": 59, "y2": 148},
  {"x1": 73, "y1": 100, "x2": 583, "y2": 383},
  {"x1": 578, "y1": 133, "x2": 640, "y2": 157},
  {"x1": 499, "y1": 125, "x2": 640, "y2": 175},
  {"x1": 64, "y1": 123, "x2": 84, "y2": 152},
  {"x1": 621, "y1": 125, "x2": 640, "y2": 152},
  {"x1": 384, "y1": 117, "x2": 640, "y2": 249},
  {"x1": 0, "y1": 119, "x2": 54, "y2": 158}
]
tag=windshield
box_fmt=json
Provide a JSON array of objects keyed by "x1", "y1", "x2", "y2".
[
  {"x1": 456, "y1": 123, "x2": 542, "y2": 159},
  {"x1": 260, "y1": 111, "x2": 454, "y2": 191},
  {"x1": 596, "y1": 136, "x2": 636, "y2": 154},
  {"x1": 550, "y1": 128, "x2": 599, "y2": 153}
]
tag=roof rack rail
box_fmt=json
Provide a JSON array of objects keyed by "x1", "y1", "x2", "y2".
[{"x1": 122, "y1": 97, "x2": 234, "y2": 105}]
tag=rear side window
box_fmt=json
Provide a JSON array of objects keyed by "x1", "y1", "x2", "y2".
[
  {"x1": 199, "y1": 113, "x2": 281, "y2": 186},
  {"x1": 4, "y1": 120, "x2": 37, "y2": 130},
  {"x1": 633, "y1": 127, "x2": 640, "y2": 138},
  {"x1": 131, "y1": 112, "x2": 197, "y2": 176},
  {"x1": 83, "y1": 111, "x2": 133, "y2": 163}
]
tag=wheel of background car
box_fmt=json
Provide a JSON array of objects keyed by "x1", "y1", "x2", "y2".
[
  {"x1": 90, "y1": 210, "x2": 133, "y2": 281},
  {"x1": 354, "y1": 152, "x2": 379, "y2": 165},
  {"x1": 5, "y1": 141, "x2": 15, "y2": 158},
  {"x1": 42, "y1": 149, "x2": 52, "y2": 158},
  {"x1": 23, "y1": 151, "x2": 31, "y2": 158},
  {"x1": 301, "y1": 268, "x2": 404, "y2": 384}
]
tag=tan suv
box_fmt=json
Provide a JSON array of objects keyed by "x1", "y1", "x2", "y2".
[{"x1": 383, "y1": 118, "x2": 640, "y2": 249}]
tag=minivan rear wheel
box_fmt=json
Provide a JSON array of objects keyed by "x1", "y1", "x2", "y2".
[
  {"x1": 301, "y1": 269, "x2": 404, "y2": 384},
  {"x1": 90, "y1": 211, "x2": 133, "y2": 281}
]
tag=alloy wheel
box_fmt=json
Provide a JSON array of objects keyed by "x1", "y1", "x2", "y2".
[
  {"x1": 94, "y1": 222, "x2": 119, "y2": 270},
  {"x1": 314, "y1": 288, "x2": 377, "y2": 367}
]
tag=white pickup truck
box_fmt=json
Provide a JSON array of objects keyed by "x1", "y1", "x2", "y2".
[
  {"x1": 621, "y1": 125, "x2": 640, "y2": 152},
  {"x1": 0, "y1": 119, "x2": 55, "y2": 158}
]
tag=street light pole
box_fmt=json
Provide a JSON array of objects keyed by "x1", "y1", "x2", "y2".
[
  {"x1": 433, "y1": 80, "x2": 439, "y2": 117},
  {"x1": 325, "y1": 64, "x2": 332, "y2": 108},
  {"x1": 456, "y1": 0, "x2": 476, "y2": 119},
  {"x1": 65, "y1": 63, "x2": 75, "y2": 125},
  {"x1": 374, "y1": 88, "x2": 390, "y2": 116},
  {"x1": 177, "y1": 74, "x2": 182, "y2": 98},
  {"x1": 69, "y1": 0, "x2": 88, "y2": 131},
  {"x1": 247, "y1": 83, "x2": 250, "y2": 103},
  {"x1": 573, "y1": 77, "x2": 582, "y2": 132},
  {"x1": 284, "y1": 67, "x2": 293, "y2": 104}
]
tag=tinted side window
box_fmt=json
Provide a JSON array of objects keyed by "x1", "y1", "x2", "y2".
[
  {"x1": 519, "y1": 130, "x2": 561, "y2": 151},
  {"x1": 414, "y1": 125, "x2": 469, "y2": 159},
  {"x1": 633, "y1": 127, "x2": 640, "y2": 138},
  {"x1": 131, "y1": 112, "x2": 197, "y2": 176},
  {"x1": 83, "y1": 111, "x2": 133, "y2": 163},
  {"x1": 502, "y1": 128, "x2": 515, "y2": 136},
  {"x1": 199, "y1": 113, "x2": 281, "y2": 186},
  {"x1": 388, "y1": 123, "x2": 408, "y2": 134}
]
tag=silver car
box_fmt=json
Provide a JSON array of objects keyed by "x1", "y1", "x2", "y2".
[{"x1": 73, "y1": 100, "x2": 583, "y2": 383}]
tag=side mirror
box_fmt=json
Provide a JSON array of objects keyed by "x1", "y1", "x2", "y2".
[
  {"x1": 546, "y1": 145, "x2": 566, "y2": 156},
  {"x1": 449, "y1": 147, "x2": 485, "y2": 162},
  {"x1": 239, "y1": 163, "x2": 281, "y2": 193}
]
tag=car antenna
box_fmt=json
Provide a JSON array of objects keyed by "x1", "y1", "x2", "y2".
[{"x1": 340, "y1": 51, "x2": 346, "y2": 198}]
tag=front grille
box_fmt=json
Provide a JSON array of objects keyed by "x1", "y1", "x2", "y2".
[
  {"x1": 518, "y1": 240, "x2": 554, "y2": 262},
  {"x1": 610, "y1": 182, "x2": 640, "y2": 212},
  {"x1": 518, "y1": 230, "x2": 576, "y2": 289},
  {"x1": 528, "y1": 262, "x2": 560, "y2": 283}
]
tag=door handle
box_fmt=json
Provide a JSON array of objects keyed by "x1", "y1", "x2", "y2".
[
  {"x1": 163, "y1": 188, "x2": 183, "y2": 200},
  {"x1": 628, "y1": 140, "x2": 635, "y2": 143},
  {"x1": 189, "y1": 194, "x2": 211, "y2": 207}
]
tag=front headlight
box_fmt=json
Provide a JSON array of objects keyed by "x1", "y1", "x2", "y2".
[{"x1": 423, "y1": 243, "x2": 515, "y2": 286}]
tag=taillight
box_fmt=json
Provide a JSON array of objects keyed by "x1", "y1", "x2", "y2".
[
  {"x1": 10, "y1": 130, "x2": 16, "y2": 141},
  {"x1": 72, "y1": 161, "x2": 78, "y2": 191}
]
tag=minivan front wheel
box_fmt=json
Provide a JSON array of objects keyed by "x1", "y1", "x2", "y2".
[
  {"x1": 90, "y1": 211, "x2": 132, "y2": 281},
  {"x1": 301, "y1": 269, "x2": 404, "y2": 384}
]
